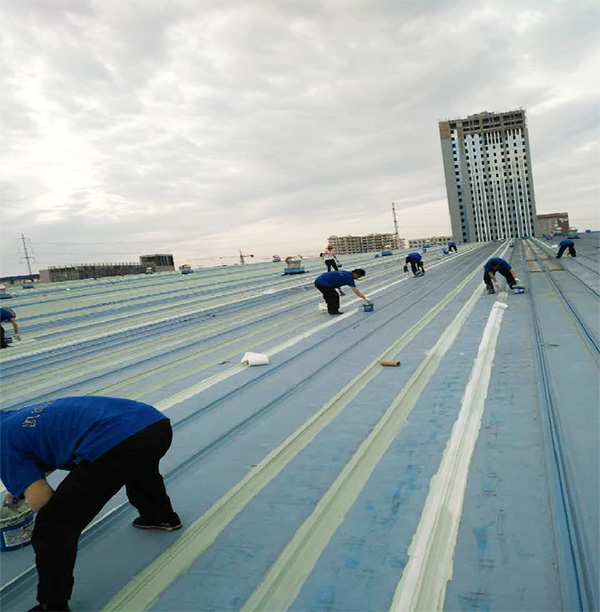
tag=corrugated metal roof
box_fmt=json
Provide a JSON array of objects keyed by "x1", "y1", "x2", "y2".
[{"x1": 1, "y1": 237, "x2": 598, "y2": 611}]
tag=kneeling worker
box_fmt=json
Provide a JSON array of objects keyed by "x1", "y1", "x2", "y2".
[
  {"x1": 1, "y1": 396, "x2": 181, "y2": 612},
  {"x1": 404, "y1": 252, "x2": 425, "y2": 276},
  {"x1": 556, "y1": 239, "x2": 576, "y2": 258},
  {"x1": 315, "y1": 268, "x2": 370, "y2": 315},
  {"x1": 484, "y1": 257, "x2": 519, "y2": 294}
]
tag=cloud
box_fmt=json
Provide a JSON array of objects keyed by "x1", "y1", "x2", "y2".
[{"x1": 1, "y1": 0, "x2": 599, "y2": 275}]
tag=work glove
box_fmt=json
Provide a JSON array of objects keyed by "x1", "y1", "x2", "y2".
[
  {"x1": 363, "y1": 296, "x2": 372, "y2": 304},
  {"x1": 14, "y1": 334, "x2": 21, "y2": 341}
]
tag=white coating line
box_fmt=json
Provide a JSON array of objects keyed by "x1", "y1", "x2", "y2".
[
  {"x1": 391, "y1": 299, "x2": 507, "y2": 612},
  {"x1": 241, "y1": 273, "x2": 491, "y2": 612},
  {"x1": 102, "y1": 246, "x2": 504, "y2": 612}
]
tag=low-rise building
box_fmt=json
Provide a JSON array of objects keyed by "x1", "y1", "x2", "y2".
[
  {"x1": 39, "y1": 254, "x2": 175, "y2": 283},
  {"x1": 328, "y1": 233, "x2": 405, "y2": 255},
  {"x1": 537, "y1": 212, "x2": 569, "y2": 236},
  {"x1": 407, "y1": 236, "x2": 453, "y2": 249}
]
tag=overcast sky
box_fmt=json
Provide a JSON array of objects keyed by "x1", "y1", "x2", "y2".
[{"x1": 1, "y1": 0, "x2": 599, "y2": 275}]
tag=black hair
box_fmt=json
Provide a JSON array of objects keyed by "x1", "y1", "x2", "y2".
[
  {"x1": 352, "y1": 268, "x2": 366, "y2": 278},
  {"x1": 489, "y1": 260, "x2": 500, "y2": 268}
]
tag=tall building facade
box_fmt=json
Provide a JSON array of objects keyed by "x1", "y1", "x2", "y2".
[
  {"x1": 439, "y1": 109, "x2": 538, "y2": 243},
  {"x1": 328, "y1": 233, "x2": 404, "y2": 255}
]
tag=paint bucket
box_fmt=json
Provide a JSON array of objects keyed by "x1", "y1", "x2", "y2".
[
  {"x1": 513, "y1": 286, "x2": 525, "y2": 294},
  {"x1": 363, "y1": 303, "x2": 374, "y2": 312},
  {"x1": 0, "y1": 503, "x2": 34, "y2": 552}
]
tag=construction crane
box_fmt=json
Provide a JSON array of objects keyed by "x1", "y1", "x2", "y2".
[{"x1": 239, "y1": 250, "x2": 254, "y2": 265}]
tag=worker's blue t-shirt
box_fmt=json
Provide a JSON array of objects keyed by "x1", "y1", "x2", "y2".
[
  {"x1": 405, "y1": 253, "x2": 422, "y2": 263},
  {"x1": 448, "y1": 242, "x2": 456, "y2": 247},
  {"x1": 484, "y1": 257, "x2": 511, "y2": 273},
  {"x1": 559, "y1": 239, "x2": 574, "y2": 246},
  {"x1": 0, "y1": 308, "x2": 15, "y2": 322},
  {"x1": 315, "y1": 270, "x2": 356, "y2": 289},
  {"x1": 0, "y1": 396, "x2": 167, "y2": 496}
]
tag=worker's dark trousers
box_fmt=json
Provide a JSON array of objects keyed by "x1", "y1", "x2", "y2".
[
  {"x1": 315, "y1": 281, "x2": 340, "y2": 314},
  {"x1": 32, "y1": 419, "x2": 177, "y2": 605},
  {"x1": 325, "y1": 259, "x2": 339, "y2": 272},
  {"x1": 409, "y1": 261, "x2": 425, "y2": 275},
  {"x1": 448, "y1": 244, "x2": 457, "y2": 252},
  {"x1": 0, "y1": 326, "x2": 8, "y2": 349},
  {"x1": 484, "y1": 270, "x2": 516, "y2": 291},
  {"x1": 556, "y1": 244, "x2": 576, "y2": 258}
]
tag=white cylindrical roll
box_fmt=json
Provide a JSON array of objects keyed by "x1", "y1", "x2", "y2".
[{"x1": 240, "y1": 352, "x2": 270, "y2": 366}]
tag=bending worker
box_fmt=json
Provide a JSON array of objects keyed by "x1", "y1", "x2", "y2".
[
  {"x1": 484, "y1": 257, "x2": 519, "y2": 294},
  {"x1": 404, "y1": 252, "x2": 425, "y2": 276},
  {"x1": 0, "y1": 306, "x2": 19, "y2": 349},
  {"x1": 1, "y1": 396, "x2": 181, "y2": 612},
  {"x1": 556, "y1": 238, "x2": 576, "y2": 258},
  {"x1": 315, "y1": 268, "x2": 370, "y2": 315},
  {"x1": 448, "y1": 241, "x2": 458, "y2": 253}
]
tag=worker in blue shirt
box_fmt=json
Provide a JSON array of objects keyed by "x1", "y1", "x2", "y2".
[
  {"x1": 0, "y1": 397, "x2": 181, "y2": 612},
  {"x1": 404, "y1": 252, "x2": 425, "y2": 276},
  {"x1": 484, "y1": 257, "x2": 519, "y2": 294},
  {"x1": 314, "y1": 268, "x2": 370, "y2": 315},
  {"x1": 556, "y1": 239, "x2": 576, "y2": 258},
  {"x1": 448, "y1": 241, "x2": 458, "y2": 253},
  {"x1": 0, "y1": 306, "x2": 20, "y2": 349}
]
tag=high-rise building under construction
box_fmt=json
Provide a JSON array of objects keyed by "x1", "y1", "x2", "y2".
[{"x1": 439, "y1": 109, "x2": 538, "y2": 243}]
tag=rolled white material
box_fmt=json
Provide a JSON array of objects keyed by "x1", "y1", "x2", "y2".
[{"x1": 240, "y1": 352, "x2": 269, "y2": 366}]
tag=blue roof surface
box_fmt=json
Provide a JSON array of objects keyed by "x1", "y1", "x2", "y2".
[{"x1": 1, "y1": 238, "x2": 598, "y2": 611}]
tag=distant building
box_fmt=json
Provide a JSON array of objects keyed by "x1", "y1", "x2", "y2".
[
  {"x1": 328, "y1": 233, "x2": 405, "y2": 255},
  {"x1": 537, "y1": 212, "x2": 569, "y2": 235},
  {"x1": 139, "y1": 254, "x2": 175, "y2": 272},
  {"x1": 408, "y1": 236, "x2": 453, "y2": 249},
  {"x1": 439, "y1": 109, "x2": 538, "y2": 242},
  {"x1": 0, "y1": 274, "x2": 40, "y2": 286},
  {"x1": 39, "y1": 254, "x2": 175, "y2": 283}
]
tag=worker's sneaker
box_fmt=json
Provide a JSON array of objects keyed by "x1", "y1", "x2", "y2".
[
  {"x1": 132, "y1": 514, "x2": 182, "y2": 531},
  {"x1": 329, "y1": 311, "x2": 344, "y2": 315},
  {"x1": 29, "y1": 603, "x2": 70, "y2": 611}
]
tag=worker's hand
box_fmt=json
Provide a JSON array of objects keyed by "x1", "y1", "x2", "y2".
[
  {"x1": 2, "y1": 494, "x2": 23, "y2": 511},
  {"x1": 363, "y1": 296, "x2": 372, "y2": 304},
  {"x1": 14, "y1": 334, "x2": 21, "y2": 341}
]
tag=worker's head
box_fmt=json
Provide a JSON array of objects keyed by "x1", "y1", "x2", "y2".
[
  {"x1": 352, "y1": 269, "x2": 366, "y2": 280},
  {"x1": 489, "y1": 260, "x2": 500, "y2": 270},
  {"x1": 327, "y1": 245, "x2": 333, "y2": 250}
]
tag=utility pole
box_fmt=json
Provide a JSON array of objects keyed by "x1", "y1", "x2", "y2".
[
  {"x1": 20, "y1": 233, "x2": 33, "y2": 276},
  {"x1": 392, "y1": 202, "x2": 400, "y2": 248}
]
